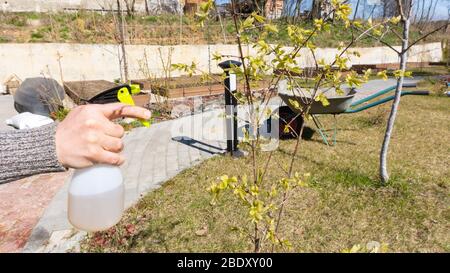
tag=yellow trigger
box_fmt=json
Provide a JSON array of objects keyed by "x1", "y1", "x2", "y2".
[
  {"x1": 117, "y1": 87, "x2": 134, "y2": 105},
  {"x1": 117, "y1": 87, "x2": 150, "y2": 127}
]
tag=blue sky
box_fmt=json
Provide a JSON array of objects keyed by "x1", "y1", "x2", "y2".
[{"x1": 215, "y1": 0, "x2": 450, "y2": 20}]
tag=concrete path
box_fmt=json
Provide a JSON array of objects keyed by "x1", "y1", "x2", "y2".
[
  {"x1": 0, "y1": 77, "x2": 422, "y2": 252},
  {"x1": 0, "y1": 95, "x2": 17, "y2": 131},
  {"x1": 0, "y1": 172, "x2": 69, "y2": 252}
]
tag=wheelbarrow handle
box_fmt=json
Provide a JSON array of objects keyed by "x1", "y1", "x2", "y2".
[
  {"x1": 350, "y1": 83, "x2": 418, "y2": 107},
  {"x1": 345, "y1": 90, "x2": 430, "y2": 113},
  {"x1": 407, "y1": 91, "x2": 429, "y2": 96}
]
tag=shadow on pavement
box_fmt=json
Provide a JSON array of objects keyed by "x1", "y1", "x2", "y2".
[{"x1": 172, "y1": 136, "x2": 225, "y2": 155}]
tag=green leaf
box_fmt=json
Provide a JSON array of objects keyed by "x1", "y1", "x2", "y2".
[
  {"x1": 389, "y1": 16, "x2": 401, "y2": 25},
  {"x1": 252, "y1": 12, "x2": 265, "y2": 23},
  {"x1": 288, "y1": 98, "x2": 301, "y2": 110},
  {"x1": 256, "y1": 40, "x2": 270, "y2": 53},
  {"x1": 264, "y1": 24, "x2": 278, "y2": 33},
  {"x1": 345, "y1": 71, "x2": 365, "y2": 87},
  {"x1": 377, "y1": 70, "x2": 388, "y2": 81},
  {"x1": 212, "y1": 52, "x2": 222, "y2": 61},
  {"x1": 315, "y1": 93, "x2": 330, "y2": 107},
  {"x1": 241, "y1": 16, "x2": 255, "y2": 31},
  {"x1": 314, "y1": 19, "x2": 324, "y2": 30}
]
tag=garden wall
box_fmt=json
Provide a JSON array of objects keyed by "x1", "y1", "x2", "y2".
[
  {"x1": 0, "y1": 42, "x2": 443, "y2": 87},
  {"x1": 1, "y1": 0, "x2": 145, "y2": 13}
]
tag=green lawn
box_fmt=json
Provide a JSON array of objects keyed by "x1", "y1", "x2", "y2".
[{"x1": 81, "y1": 95, "x2": 450, "y2": 253}]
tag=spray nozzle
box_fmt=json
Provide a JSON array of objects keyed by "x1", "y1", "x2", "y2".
[{"x1": 117, "y1": 85, "x2": 150, "y2": 128}]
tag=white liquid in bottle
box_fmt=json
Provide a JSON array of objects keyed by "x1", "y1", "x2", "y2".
[{"x1": 68, "y1": 164, "x2": 124, "y2": 232}]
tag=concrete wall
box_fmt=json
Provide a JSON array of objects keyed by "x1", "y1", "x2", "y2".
[
  {"x1": 0, "y1": 42, "x2": 443, "y2": 86},
  {"x1": 0, "y1": 0, "x2": 184, "y2": 13},
  {"x1": 1, "y1": 0, "x2": 146, "y2": 12}
]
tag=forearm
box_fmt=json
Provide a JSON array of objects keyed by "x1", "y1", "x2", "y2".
[{"x1": 0, "y1": 123, "x2": 66, "y2": 184}]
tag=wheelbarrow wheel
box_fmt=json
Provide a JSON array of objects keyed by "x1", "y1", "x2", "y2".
[{"x1": 278, "y1": 106, "x2": 303, "y2": 139}]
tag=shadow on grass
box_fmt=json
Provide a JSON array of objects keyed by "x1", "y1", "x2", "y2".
[
  {"x1": 280, "y1": 126, "x2": 357, "y2": 145},
  {"x1": 276, "y1": 146, "x2": 410, "y2": 195},
  {"x1": 128, "y1": 218, "x2": 183, "y2": 252}
]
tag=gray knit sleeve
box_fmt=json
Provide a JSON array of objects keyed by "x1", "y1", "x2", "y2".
[{"x1": 0, "y1": 123, "x2": 66, "y2": 184}]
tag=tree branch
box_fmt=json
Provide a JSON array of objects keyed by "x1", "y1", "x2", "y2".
[
  {"x1": 404, "y1": 21, "x2": 450, "y2": 53},
  {"x1": 363, "y1": 32, "x2": 401, "y2": 54}
]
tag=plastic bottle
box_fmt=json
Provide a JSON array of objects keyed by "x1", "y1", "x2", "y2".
[{"x1": 68, "y1": 164, "x2": 124, "y2": 232}]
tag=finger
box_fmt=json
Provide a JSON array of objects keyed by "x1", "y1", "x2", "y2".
[
  {"x1": 97, "y1": 117, "x2": 125, "y2": 138},
  {"x1": 100, "y1": 134, "x2": 124, "y2": 153},
  {"x1": 93, "y1": 148, "x2": 125, "y2": 166},
  {"x1": 118, "y1": 105, "x2": 151, "y2": 120},
  {"x1": 98, "y1": 103, "x2": 126, "y2": 119},
  {"x1": 99, "y1": 103, "x2": 151, "y2": 120}
]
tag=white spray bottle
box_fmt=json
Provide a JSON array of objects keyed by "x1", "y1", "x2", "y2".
[
  {"x1": 68, "y1": 164, "x2": 124, "y2": 232},
  {"x1": 67, "y1": 84, "x2": 149, "y2": 232}
]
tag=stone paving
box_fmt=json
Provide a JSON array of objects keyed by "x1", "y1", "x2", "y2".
[
  {"x1": 0, "y1": 78, "x2": 421, "y2": 252},
  {"x1": 0, "y1": 95, "x2": 16, "y2": 131},
  {"x1": 0, "y1": 172, "x2": 69, "y2": 252}
]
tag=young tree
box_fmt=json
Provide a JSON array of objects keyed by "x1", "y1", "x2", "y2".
[
  {"x1": 357, "y1": 0, "x2": 449, "y2": 183},
  {"x1": 182, "y1": 0, "x2": 397, "y2": 252},
  {"x1": 379, "y1": 0, "x2": 413, "y2": 184}
]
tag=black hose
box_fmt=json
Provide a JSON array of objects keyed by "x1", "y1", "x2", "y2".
[
  {"x1": 402, "y1": 83, "x2": 417, "y2": 88},
  {"x1": 406, "y1": 91, "x2": 429, "y2": 96}
]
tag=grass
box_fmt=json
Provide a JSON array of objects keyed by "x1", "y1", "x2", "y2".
[
  {"x1": 119, "y1": 120, "x2": 146, "y2": 131},
  {"x1": 80, "y1": 94, "x2": 450, "y2": 253},
  {"x1": 411, "y1": 69, "x2": 450, "y2": 96},
  {"x1": 410, "y1": 66, "x2": 450, "y2": 77},
  {"x1": 0, "y1": 36, "x2": 9, "y2": 43},
  {"x1": 0, "y1": 11, "x2": 447, "y2": 47}
]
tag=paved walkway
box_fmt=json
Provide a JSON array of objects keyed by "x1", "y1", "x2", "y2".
[
  {"x1": 0, "y1": 172, "x2": 70, "y2": 252},
  {"x1": 0, "y1": 78, "x2": 421, "y2": 252},
  {"x1": 0, "y1": 95, "x2": 16, "y2": 131}
]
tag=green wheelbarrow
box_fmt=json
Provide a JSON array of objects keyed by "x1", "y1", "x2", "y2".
[{"x1": 278, "y1": 82, "x2": 429, "y2": 146}]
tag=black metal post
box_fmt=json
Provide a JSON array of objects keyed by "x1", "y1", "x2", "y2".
[{"x1": 218, "y1": 60, "x2": 242, "y2": 155}]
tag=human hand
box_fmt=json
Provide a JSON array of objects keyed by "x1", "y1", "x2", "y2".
[{"x1": 55, "y1": 103, "x2": 151, "y2": 168}]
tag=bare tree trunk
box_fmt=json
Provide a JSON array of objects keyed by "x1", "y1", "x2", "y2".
[
  {"x1": 362, "y1": 0, "x2": 366, "y2": 19},
  {"x1": 145, "y1": 0, "x2": 149, "y2": 15},
  {"x1": 117, "y1": 0, "x2": 129, "y2": 82},
  {"x1": 379, "y1": 14, "x2": 410, "y2": 184},
  {"x1": 429, "y1": 0, "x2": 439, "y2": 23},
  {"x1": 419, "y1": 0, "x2": 426, "y2": 22},
  {"x1": 253, "y1": 0, "x2": 267, "y2": 15},
  {"x1": 214, "y1": 3, "x2": 228, "y2": 43},
  {"x1": 310, "y1": 0, "x2": 323, "y2": 19},
  {"x1": 382, "y1": 0, "x2": 399, "y2": 18},
  {"x1": 124, "y1": 0, "x2": 136, "y2": 17},
  {"x1": 368, "y1": 5, "x2": 377, "y2": 20},
  {"x1": 292, "y1": 0, "x2": 301, "y2": 23},
  {"x1": 353, "y1": 0, "x2": 361, "y2": 20}
]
